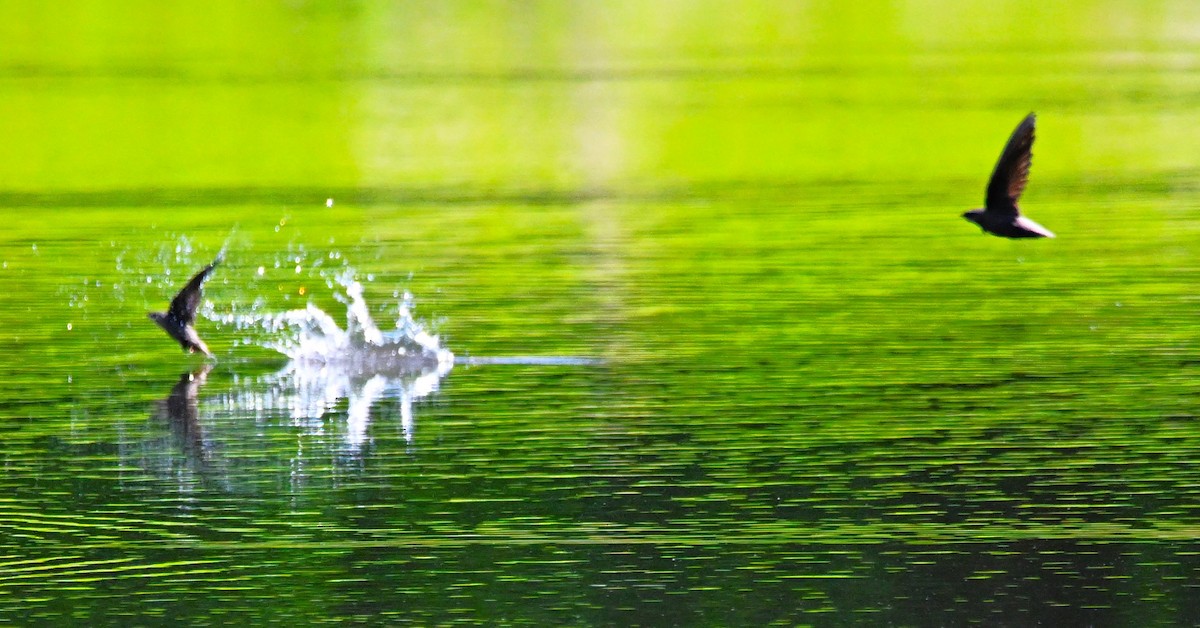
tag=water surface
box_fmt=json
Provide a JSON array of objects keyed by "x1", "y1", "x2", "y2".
[{"x1": 2, "y1": 2, "x2": 1200, "y2": 624}]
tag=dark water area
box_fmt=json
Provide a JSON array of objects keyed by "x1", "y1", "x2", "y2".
[{"x1": 3, "y1": 1, "x2": 1200, "y2": 624}]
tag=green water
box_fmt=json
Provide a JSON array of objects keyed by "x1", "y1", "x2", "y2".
[{"x1": 3, "y1": 1, "x2": 1200, "y2": 624}]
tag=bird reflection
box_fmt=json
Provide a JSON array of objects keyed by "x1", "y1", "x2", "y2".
[
  {"x1": 153, "y1": 363, "x2": 215, "y2": 465},
  {"x1": 133, "y1": 351, "x2": 452, "y2": 496}
]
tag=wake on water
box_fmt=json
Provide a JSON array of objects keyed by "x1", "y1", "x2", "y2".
[
  {"x1": 191, "y1": 262, "x2": 595, "y2": 453},
  {"x1": 201, "y1": 264, "x2": 598, "y2": 371}
]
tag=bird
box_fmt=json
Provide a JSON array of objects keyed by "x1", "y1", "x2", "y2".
[
  {"x1": 148, "y1": 256, "x2": 220, "y2": 358},
  {"x1": 962, "y1": 112, "x2": 1055, "y2": 238}
]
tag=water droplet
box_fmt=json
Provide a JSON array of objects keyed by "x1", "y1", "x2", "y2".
[
  {"x1": 295, "y1": 265, "x2": 302, "y2": 274},
  {"x1": 66, "y1": 323, "x2": 72, "y2": 331},
  {"x1": 326, "y1": 198, "x2": 334, "y2": 208},
  {"x1": 257, "y1": 266, "x2": 265, "y2": 276}
]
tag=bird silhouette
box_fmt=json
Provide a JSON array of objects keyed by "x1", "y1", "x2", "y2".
[
  {"x1": 962, "y1": 112, "x2": 1055, "y2": 238},
  {"x1": 149, "y1": 257, "x2": 220, "y2": 358}
]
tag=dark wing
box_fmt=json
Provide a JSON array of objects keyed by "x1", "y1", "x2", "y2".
[
  {"x1": 984, "y1": 112, "x2": 1035, "y2": 216},
  {"x1": 167, "y1": 258, "x2": 219, "y2": 324}
]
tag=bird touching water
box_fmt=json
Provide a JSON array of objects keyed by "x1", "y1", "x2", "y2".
[
  {"x1": 962, "y1": 113, "x2": 1055, "y2": 239},
  {"x1": 149, "y1": 257, "x2": 220, "y2": 358}
]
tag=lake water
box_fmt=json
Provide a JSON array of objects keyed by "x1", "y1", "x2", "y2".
[{"x1": 3, "y1": 2, "x2": 1200, "y2": 624}]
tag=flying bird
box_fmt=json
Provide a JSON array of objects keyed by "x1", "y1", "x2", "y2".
[
  {"x1": 149, "y1": 257, "x2": 220, "y2": 358},
  {"x1": 962, "y1": 113, "x2": 1055, "y2": 238}
]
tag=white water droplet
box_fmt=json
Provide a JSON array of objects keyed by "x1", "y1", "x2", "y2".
[
  {"x1": 326, "y1": 198, "x2": 334, "y2": 207},
  {"x1": 295, "y1": 265, "x2": 302, "y2": 274},
  {"x1": 257, "y1": 266, "x2": 265, "y2": 276},
  {"x1": 66, "y1": 323, "x2": 72, "y2": 331}
]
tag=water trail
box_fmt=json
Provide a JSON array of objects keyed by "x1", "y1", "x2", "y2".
[{"x1": 461, "y1": 356, "x2": 602, "y2": 366}]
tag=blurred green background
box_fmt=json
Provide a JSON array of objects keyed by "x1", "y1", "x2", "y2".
[{"x1": 2, "y1": 1, "x2": 1200, "y2": 624}]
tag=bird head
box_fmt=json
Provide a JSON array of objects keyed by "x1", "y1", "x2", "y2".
[
  {"x1": 148, "y1": 312, "x2": 165, "y2": 324},
  {"x1": 961, "y1": 209, "x2": 984, "y2": 225}
]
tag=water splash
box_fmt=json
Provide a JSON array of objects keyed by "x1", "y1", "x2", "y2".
[
  {"x1": 125, "y1": 251, "x2": 599, "y2": 489},
  {"x1": 196, "y1": 264, "x2": 453, "y2": 455},
  {"x1": 206, "y1": 269, "x2": 454, "y2": 372}
]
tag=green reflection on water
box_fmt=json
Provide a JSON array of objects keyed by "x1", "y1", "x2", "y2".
[{"x1": 1, "y1": 1, "x2": 1200, "y2": 624}]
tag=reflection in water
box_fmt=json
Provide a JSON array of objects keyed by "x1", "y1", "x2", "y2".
[
  {"x1": 220, "y1": 355, "x2": 452, "y2": 450},
  {"x1": 141, "y1": 345, "x2": 452, "y2": 494},
  {"x1": 153, "y1": 364, "x2": 215, "y2": 464}
]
